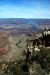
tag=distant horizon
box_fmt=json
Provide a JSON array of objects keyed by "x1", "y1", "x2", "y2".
[{"x1": 0, "y1": 18, "x2": 50, "y2": 19}]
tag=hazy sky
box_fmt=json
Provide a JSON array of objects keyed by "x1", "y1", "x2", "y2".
[{"x1": 0, "y1": 0, "x2": 50, "y2": 18}]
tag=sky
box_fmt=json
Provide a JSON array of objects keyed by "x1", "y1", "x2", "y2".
[{"x1": 0, "y1": 0, "x2": 50, "y2": 18}]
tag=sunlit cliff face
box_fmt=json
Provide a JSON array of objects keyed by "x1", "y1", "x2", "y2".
[{"x1": 0, "y1": 32, "x2": 10, "y2": 55}]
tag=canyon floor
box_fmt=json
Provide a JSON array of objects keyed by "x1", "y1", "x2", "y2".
[{"x1": 0, "y1": 31, "x2": 28, "y2": 62}]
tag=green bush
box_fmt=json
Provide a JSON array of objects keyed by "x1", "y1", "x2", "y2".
[
  {"x1": 31, "y1": 46, "x2": 50, "y2": 74},
  {"x1": 3, "y1": 62, "x2": 27, "y2": 75}
]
